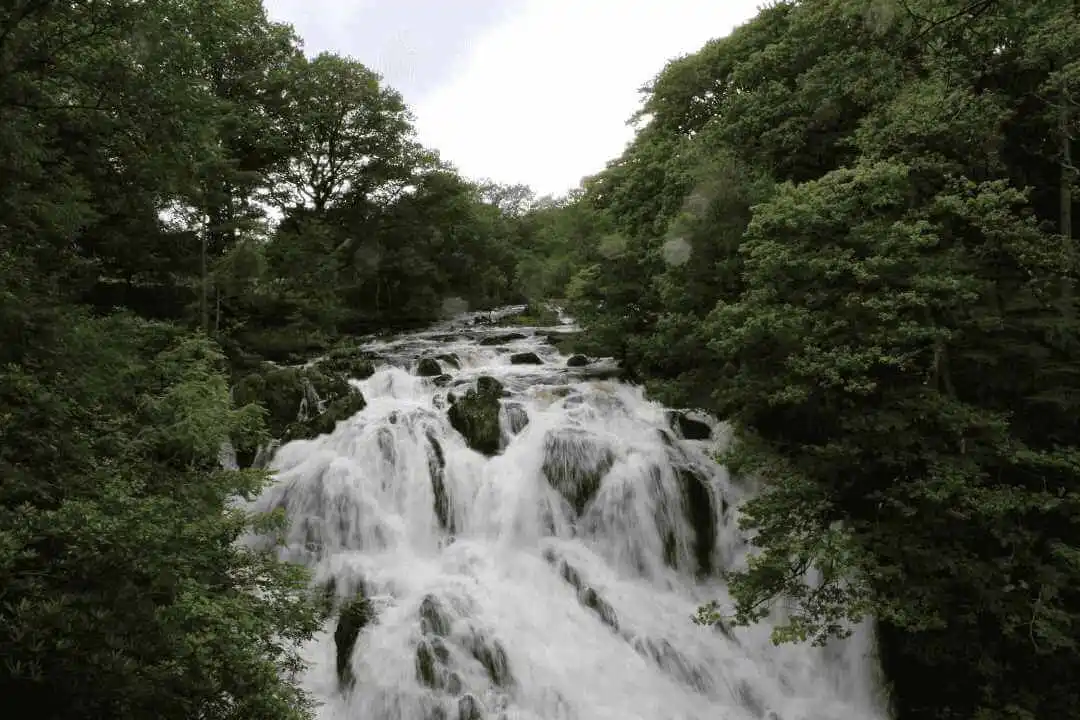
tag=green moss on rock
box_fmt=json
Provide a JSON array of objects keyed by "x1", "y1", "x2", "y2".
[
  {"x1": 231, "y1": 363, "x2": 366, "y2": 455},
  {"x1": 447, "y1": 376, "x2": 504, "y2": 456},
  {"x1": 417, "y1": 358, "x2": 442, "y2": 376}
]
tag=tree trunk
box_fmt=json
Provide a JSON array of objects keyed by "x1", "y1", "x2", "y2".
[{"x1": 200, "y1": 226, "x2": 209, "y2": 333}]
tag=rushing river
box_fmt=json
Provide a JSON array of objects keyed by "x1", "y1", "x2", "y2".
[{"x1": 247, "y1": 306, "x2": 888, "y2": 720}]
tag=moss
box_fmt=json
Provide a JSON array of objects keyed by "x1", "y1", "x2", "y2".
[
  {"x1": 318, "y1": 352, "x2": 376, "y2": 380},
  {"x1": 435, "y1": 353, "x2": 460, "y2": 369},
  {"x1": 478, "y1": 332, "x2": 526, "y2": 346},
  {"x1": 498, "y1": 302, "x2": 560, "y2": 327},
  {"x1": 231, "y1": 363, "x2": 366, "y2": 456},
  {"x1": 447, "y1": 376, "x2": 504, "y2": 456},
  {"x1": 509, "y1": 351, "x2": 543, "y2": 365},
  {"x1": 300, "y1": 391, "x2": 367, "y2": 438},
  {"x1": 417, "y1": 357, "x2": 442, "y2": 376}
]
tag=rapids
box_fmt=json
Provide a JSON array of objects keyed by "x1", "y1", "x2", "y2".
[{"x1": 246, "y1": 306, "x2": 888, "y2": 720}]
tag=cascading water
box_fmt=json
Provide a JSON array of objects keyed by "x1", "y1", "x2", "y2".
[{"x1": 247, "y1": 306, "x2": 888, "y2": 720}]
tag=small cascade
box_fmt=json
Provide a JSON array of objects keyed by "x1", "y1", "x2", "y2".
[{"x1": 245, "y1": 307, "x2": 888, "y2": 720}]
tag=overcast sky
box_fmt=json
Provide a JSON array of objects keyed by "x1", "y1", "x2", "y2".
[{"x1": 263, "y1": 0, "x2": 763, "y2": 197}]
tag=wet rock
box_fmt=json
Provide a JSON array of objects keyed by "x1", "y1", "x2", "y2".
[
  {"x1": 430, "y1": 636, "x2": 452, "y2": 663},
  {"x1": 479, "y1": 332, "x2": 526, "y2": 346},
  {"x1": 464, "y1": 630, "x2": 513, "y2": 688},
  {"x1": 334, "y1": 591, "x2": 375, "y2": 689},
  {"x1": 559, "y1": 560, "x2": 583, "y2": 591},
  {"x1": 376, "y1": 426, "x2": 396, "y2": 464},
  {"x1": 318, "y1": 349, "x2": 377, "y2": 380},
  {"x1": 633, "y1": 636, "x2": 710, "y2": 693},
  {"x1": 304, "y1": 390, "x2": 367, "y2": 437},
  {"x1": 427, "y1": 434, "x2": 454, "y2": 532},
  {"x1": 433, "y1": 373, "x2": 453, "y2": 387},
  {"x1": 232, "y1": 364, "x2": 367, "y2": 452},
  {"x1": 541, "y1": 428, "x2": 616, "y2": 515},
  {"x1": 458, "y1": 694, "x2": 485, "y2": 720},
  {"x1": 448, "y1": 376, "x2": 504, "y2": 456},
  {"x1": 509, "y1": 351, "x2": 543, "y2": 365},
  {"x1": 445, "y1": 670, "x2": 463, "y2": 695},
  {"x1": 677, "y1": 468, "x2": 717, "y2": 576},
  {"x1": 419, "y1": 594, "x2": 453, "y2": 637},
  {"x1": 503, "y1": 402, "x2": 530, "y2": 435},
  {"x1": 579, "y1": 586, "x2": 619, "y2": 631},
  {"x1": 417, "y1": 357, "x2": 443, "y2": 376},
  {"x1": 667, "y1": 410, "x2": 712, "y2": 440},
  {"x1": 416, "y1": 640, "x2": 440, "y2": 688},
  {"x1": 316, "y1": 576, "x2": 338, "y2": 620},
  {"x1": 566, "y1": 354, "x2": 590, "y2": 367},
  {"x1": 578, "y1": 367, "x2": 623, "y2": 382},
  {"x1": 436, "y1": 352, "x2": 461, "y2": 369}
]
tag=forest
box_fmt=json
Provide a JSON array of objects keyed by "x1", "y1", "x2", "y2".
[{"x1": 1, "y1": 0, "x2": 1077, "y2": 719}]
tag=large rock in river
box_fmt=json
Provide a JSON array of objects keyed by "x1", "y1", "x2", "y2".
[
  {"x1": 232, "y1": 363, "x2": 367, "y2": 461},
  {"x1": 447, "y1": 376, "x2": 504, "y2": 456}
]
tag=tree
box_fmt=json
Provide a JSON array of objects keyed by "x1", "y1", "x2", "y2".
[
  {"x1": 0, "y1": 313, "x2": 320, "y2": 719},
  {"x1": 562, "y1": 1, "x2": 1080, "y2": 718},
  {"x1": 272, "y1": 52, "x2": 420, "y2": 213}
]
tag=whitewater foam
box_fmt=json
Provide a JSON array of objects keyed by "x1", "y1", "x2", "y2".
[{"x1": 247, "y1": 307, "x2": 887, "y2": 720}]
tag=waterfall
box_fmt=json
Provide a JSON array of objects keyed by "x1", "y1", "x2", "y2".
[{"x1": 246, "y1": 307, "x2": 888, "y2": 720}]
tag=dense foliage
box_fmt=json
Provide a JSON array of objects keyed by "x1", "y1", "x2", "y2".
[
  {"x1": 5, "y1": 0, "x2": 1077, "y2": 718},
  {"x1": 541, "y1": 1, "x2": 1080, "y2": 718},
  {"x1": 0, "y1": 1, "x2": 541, "y2": 717}
]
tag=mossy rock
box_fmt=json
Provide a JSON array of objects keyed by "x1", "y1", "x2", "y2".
[
  {"x1": 416, "y1": 639, "x2": 441, "y2": 688},
  {"x1": 232, "y1": 363, "x2": 366, "y2": 451},
  {"x1": 667, "y1": 410, "x2": 712, "y2": 440},
  {"x1": 447, "y1": 376, "x2": 504, "y2": 456},
  {"x1": 509, "y1": 351, "x2": 543, "y2": 365},
  {"x1": 435, "y1": 353, "x2": 461, "y2": 369},
  {"x1": 458, "y1": 694, "x2": 485, "y2": 720},
  {"x1": 419, "y1": 594, "x2": 452, "y2": 637},
  {"x1": 318, "y1": 353, "x2": 376, "y2": 380},
  {"x1": 540, "y1": 428, "x2": 616, "y2": 515},
  {"x1": 417, "y1": 357, "x2": 442, "y2": 376},
  {"x1": 462, "y1": 629, "x2": 513, "y2": 688},
  {"x1": 298, "y1": 391, "x2": 367, "y2": 438},
  {"x1": 426, "y1": 436, "x2": 453, "y2": 532},
  {"x1": 503, "y1": 403, "x2": 529, "y2": 436},
  {"x1": 478, "y1": 332, "x2": 526, "y2": 346},
  {"x1": 579, "y1": 586, "x2": 619, "y2": 631},
  {"x1": 497, "y1": 302, "x2": 560, "y2": 327},
  {"x1": 335, "y1": 592, "x2": 375, "y2": 689}
]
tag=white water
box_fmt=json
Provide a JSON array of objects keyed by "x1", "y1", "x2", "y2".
[{"x1": 248, "y1": 307, "x2": 888, "y2": 720}]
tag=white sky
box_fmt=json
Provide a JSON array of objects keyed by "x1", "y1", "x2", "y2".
[{"x1": 265, "y1": 0, "x2": 763, "y2": 197}]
